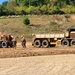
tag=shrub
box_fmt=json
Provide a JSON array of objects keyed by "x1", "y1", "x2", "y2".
[
  {"x1": 61, "y1": 6, "x2": 75, "y2": 14},
  {"x1": 25, "y1": 6, "x2": 40, "y2": 14},
  {"x1": 40, "y1": 5, "x2": 47, "y2": 14},
  {"x1": 49, "y1": 6, "x2": 64, "y2": 14},
  {"x1": 23, "y1": 17, "x2": 30, "y2": 25}
]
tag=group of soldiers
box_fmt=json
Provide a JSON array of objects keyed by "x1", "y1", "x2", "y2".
[
  {"x1": 12, "y1": 36, "x2": 26, "y2": 49},
  {"x1": 0, "y1": 33, "x2": 26, "y2": 48}
]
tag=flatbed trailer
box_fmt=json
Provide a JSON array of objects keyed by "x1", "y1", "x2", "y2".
[{"x1": 32, "y1": 33, "x2": 65, "y2": 48}]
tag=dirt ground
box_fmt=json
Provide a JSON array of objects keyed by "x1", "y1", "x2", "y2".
[
  {"x1": 0, "y1": 42, "x2": 75, "y2": 58},
  {"x1": 0, "y1": 42, "x2": 75, "y2": 75},
  {"x1": 0, "y1": 55, "x2": 75, "y2": 75}
]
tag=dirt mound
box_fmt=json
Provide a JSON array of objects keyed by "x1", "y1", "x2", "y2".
[{"x1": 0, "y1": 42, "x2": 75, "y2": 58}]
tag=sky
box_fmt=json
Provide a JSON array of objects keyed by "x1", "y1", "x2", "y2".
[{"x1": 0, "y1": 0, "x2": 8, "y2": 4}]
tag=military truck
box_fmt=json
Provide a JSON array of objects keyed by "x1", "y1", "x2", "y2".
[
  {"x1": 32, "y1": 28, "x2": 75, "y2": 48},
  {"x1": 0, "y1": 34, "x2": 13, "y2": 48}
]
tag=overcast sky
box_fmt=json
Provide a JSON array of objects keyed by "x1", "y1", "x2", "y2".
[{"x1": 0, "y1": 0, "x2": 8, "y2": 4}]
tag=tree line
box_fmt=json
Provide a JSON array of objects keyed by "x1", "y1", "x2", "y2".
[{"x1": 1, "y1": 0, "x2": 75, "y2": 16}]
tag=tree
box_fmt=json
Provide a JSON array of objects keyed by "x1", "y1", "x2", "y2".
[
  {"x1": 22, "y1": 0, "x2": 29, "y2": 6},
  {"x1": 25, "y1": 6, "x2": 36, "y2": 14},
  {"x1": 1, "y1": 0, "x2": 75, "y2": 15},
  {"x1": 2, "y1": 1, "x2": 8, "y2": 6},
  {"x1": 29, "y1": 0, "x2": 39, "y2": 6},
  {"x1": 40, "y1": 5, "x2": 47, "y2": 14},
  {"x1": 15, "y1": 6, "x2": 27, "y2": 15},
  {"x1": 6, "y1": 1, "x2": 16, "y2": 15},
  {"x1": 0, "y1": 5, "x2": 10, "y2": 16}
]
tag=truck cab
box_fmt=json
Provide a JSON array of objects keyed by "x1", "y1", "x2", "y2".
[{"x1": 61, "y1": 28, "x2": 75, "y2": 47}]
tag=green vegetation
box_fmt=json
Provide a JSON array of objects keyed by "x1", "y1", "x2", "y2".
[
  {"x1": 23, "y1": 17, "x2": 30, "y2": 25},
  {"x1": 0, "y1": 1, "x2": 75, "y2": 42},
  {"x1": 0, "y1": 15, "x2": 75, "y2": 41},
  {"x1": 1, "y1": 0, "x2": 75, "y2": 15}
]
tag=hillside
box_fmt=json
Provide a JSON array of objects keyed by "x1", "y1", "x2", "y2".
[{"x1": 0, "y1": 15, "x2": 75, "y2": 41}]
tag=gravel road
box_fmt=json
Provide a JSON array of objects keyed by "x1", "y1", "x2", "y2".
[{"x1": 0, "y1": 54, "x2": 75, "y2": 75}]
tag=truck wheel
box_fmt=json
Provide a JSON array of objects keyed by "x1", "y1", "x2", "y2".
[
  {"x1": 34, "y1": 40, "x2": 41, "y2": 48},
  {"x1": 70, "y1": 40, "x2": 75, "y2": 47},
  {"x1": 61, "y1": 39, "x2": 69, "y2": 47},
  {"x1": 42, "y1": 40, "x2": 49, "y2": 48},
  {"x1": 2, "y1": 41, "x2": 8, "y2": 48}
]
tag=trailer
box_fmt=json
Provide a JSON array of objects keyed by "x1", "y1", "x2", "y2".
[{"x1": 32, "y1": 28, "x2": 75, "y2": 48}]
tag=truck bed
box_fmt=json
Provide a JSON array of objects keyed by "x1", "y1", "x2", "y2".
[{"x1": 34, "y1": 34, "x2": 65, "y2": 38}]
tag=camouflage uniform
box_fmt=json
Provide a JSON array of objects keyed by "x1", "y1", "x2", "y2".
[
  {"x1": 8, "y1": 35, "x2": 13, "y2": 47},
  {"x1": 12, "y1": 37, "x2": 17, "y2": 49},
  {"x1": 21, "y1": 37, "x2": 26, "y2": 48}
]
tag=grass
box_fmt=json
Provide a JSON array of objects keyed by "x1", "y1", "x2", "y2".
[{"x1": 0, "y1": 15, "x2": 75, "y2": 41}]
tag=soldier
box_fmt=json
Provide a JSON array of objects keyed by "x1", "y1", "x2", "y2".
[
  {"x1": 8, "y1": 35, "x2": 13, "y2": 47},
  {"x1": 21, "y1": 36, "x2": 26, "y2": 48},
  {"x1": 12, "y1": 37, "x2": 17, "y2": 49}
]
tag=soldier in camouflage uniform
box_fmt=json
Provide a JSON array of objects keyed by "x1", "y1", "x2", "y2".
[
  {"x1": 21, "y1": 36, "x2": 26, "y2": 48},
  {"x1": 12, "y1": 37, "x2": 17, "y2": 49}
]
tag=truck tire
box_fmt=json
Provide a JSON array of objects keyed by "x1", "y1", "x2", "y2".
[
  {"x1": 42, "y1": 40, "x2": 49, "y2": 48},
  {"x1": 61, "y1": 39, "x2": 69, "y2": 47},
  {"x1": 70, "y1": 40, "x2": 75, "y2": 47},
  {"x1": 34, "y1": 40, "x2": 41, "y2": 48},
  {"x1": 2, "y1": 41, "x2": 8, "y2": 48}
]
